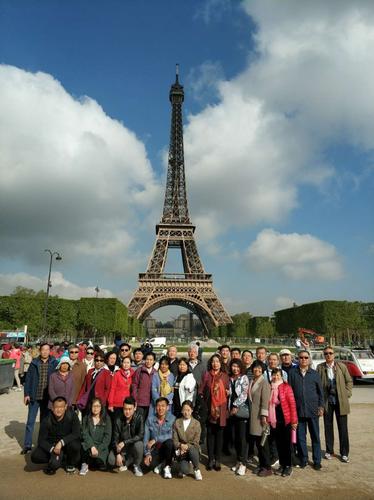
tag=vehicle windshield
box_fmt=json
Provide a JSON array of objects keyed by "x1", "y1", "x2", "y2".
[{"x1": 353, "y1": 351, "x2": 374, "y2": 359}]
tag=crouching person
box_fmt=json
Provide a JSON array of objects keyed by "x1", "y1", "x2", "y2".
[
  {"x1": 108, "y1": 396, "x2": 144, "y2": 477},
  {"x1": 143, "y1": 397, "x2": 175, "y2": 479},
  {"x1": 173, "y1": 400, "x2": 202, "y2": 480},
  {"x1": 79, "y1": 398, "x2": 112, "y2": 475},
  {"x1": 31, "y1": 396, "x2": 80, "y2": 475}
]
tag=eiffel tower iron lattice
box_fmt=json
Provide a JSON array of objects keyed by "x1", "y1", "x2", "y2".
[{"x1": 128, "y1": 66, "x2": 232, "y2": 333}]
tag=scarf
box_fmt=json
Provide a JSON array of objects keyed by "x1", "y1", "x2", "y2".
[
  {"x1": 268, "y1": 380, "x2": 283, "y2": 428},
  {"x1": 210, "y1": 370, "x2": 227, "y2": 422},
  {"x1": 159, "y1": 369, "x2": 172, "y2": 397}
]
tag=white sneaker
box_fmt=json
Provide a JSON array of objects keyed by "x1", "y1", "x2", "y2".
[
  {"x1": 341, "y1": 455, "x2": 350, "y2": 463},
  {"x1": 236, "y1": 464, "x2": 246, "y2": 476},
  {"x1": 194, "y1": 469, "x2": 203, "y2": 481},
  {"x1": 79, "y1": 463, "x2": 89, "y2": 476},
  {"x1": 163, "y1": 465, "x2": 172, "y2": 479},
  {"x1": 118, "y1": 465, "x2": 127, "y2": 472},
  {"x1": 133, "y1": 465, "x2": 143, "y2": 477},
  {"x1": 324, "y1": 453, "x2": 332, "y2": 460},
  {"x1": 153, "y1": 465, "x2": 161, "y2": 475},
  {"x1": 231, "y1": 462, "x2": 240, "y2": 472}
]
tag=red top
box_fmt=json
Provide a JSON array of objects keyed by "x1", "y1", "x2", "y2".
[
  {"x1": 278, "y1": 382, "x2": 298, "y2": 425},
  {"x1": 77, "y1": 367, "x2": 112, "y2": 406},
  {"x1": 108, "y1": 367, "x2": 134, "y2": 408}
]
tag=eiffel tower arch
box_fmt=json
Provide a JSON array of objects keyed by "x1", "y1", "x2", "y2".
[{"x1": 128, "y1": 66, "x2": 232, "y2": 334}]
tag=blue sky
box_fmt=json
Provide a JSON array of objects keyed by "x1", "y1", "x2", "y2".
[{"x1": 0, "y1": 0, "x2": 373, "y2": 322}]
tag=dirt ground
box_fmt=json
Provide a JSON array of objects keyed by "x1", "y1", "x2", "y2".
[{"x1": 1, "y1": 390, "x2": 373, "y2": 500}]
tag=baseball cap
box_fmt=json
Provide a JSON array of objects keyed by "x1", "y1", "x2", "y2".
[{"x1": 279, "y1": 349, "x2": 292, "y2": 356}]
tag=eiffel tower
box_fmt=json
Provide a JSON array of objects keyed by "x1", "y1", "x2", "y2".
[{"x1": 128, "y1": 66, "x2": 232, "y2": 334}]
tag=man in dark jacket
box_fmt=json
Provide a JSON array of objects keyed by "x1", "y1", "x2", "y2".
[
  {"x1": 22, "y1": 342, "x2": 58, "y2": 454},
  {"x1": 108, "y1": 396, "x2": 144, "y2": 476},
  {"x1": 30, "y1": 396, "x2": 81, "y2": 475},
  {"x1": 288, "y1": 350, "x2": 324, "y2": 470}
]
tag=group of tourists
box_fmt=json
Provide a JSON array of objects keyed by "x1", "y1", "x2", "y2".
[{"x1": 17, "y1": 340, "x2": 353, "y2": 480}]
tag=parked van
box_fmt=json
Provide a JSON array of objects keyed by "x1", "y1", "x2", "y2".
[{"x1": 149, "y1": 337, "x2": 167, "y2": 349}]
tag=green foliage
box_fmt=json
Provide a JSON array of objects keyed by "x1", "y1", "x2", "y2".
[
  {"x1": 210, "y1": 312, "x2": 252, "y2": 338},
  {"x1": 248, "y1": 316, "x2": 275, "y2": 337}
]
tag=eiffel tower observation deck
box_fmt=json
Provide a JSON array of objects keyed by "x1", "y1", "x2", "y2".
[{"x1": 128, "y1": 66, "x2": 232, "y2": 334}]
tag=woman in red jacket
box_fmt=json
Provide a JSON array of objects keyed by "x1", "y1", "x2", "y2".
[
  {"x1": 77, "y1": 352, "x2": 112, "y2": 413},
  {"x1": 107, "y1": 357, "x2": 134, "y2": 416},
  {"x1": 268, "y1": 368, "x2": 298, "y2": 477}
]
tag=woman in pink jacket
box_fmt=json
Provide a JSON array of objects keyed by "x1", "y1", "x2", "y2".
[{"x1": 9, "y1": 343, "x2": 22, "y2": 391}]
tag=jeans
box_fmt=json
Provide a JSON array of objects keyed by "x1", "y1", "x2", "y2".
[
  {"x1": 297, "y1": 417, "x2": 321, "y2": 466},
  {"x1": 108, "y1": 441, "x2": 144, "y2": 467},
  {"x1": 324, "y1": 402, "x2": 349, "y2": 457},
  {"x1": 31, "y1": 440, "x2": 81, "y2": 469},
  {"x1": 206, "y1": 423, "x2": 224, "y2": 463},
  {"x1": 24, "y1": 400, "x2": 49, "y2": 448}
]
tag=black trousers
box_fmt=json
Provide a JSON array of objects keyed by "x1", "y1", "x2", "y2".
[
  {"x1": 268, "y1": 428, "x2": 279, "y2": 462},
  {"x1": 31, "y1": 440, "x2": 81, "y2": 469},
  {"x1": 272, "y1": 423, "x2": 292, "y2": 467},
  {"x1": 151, "y1": 439, "x2": 174, "y2": 466},
  {"x1": 232, "y1": 417, "x2": 248, "y2": 464},
  {"x1": 81, "y1": 448, "x2": 106, "y2": 468},
  {"x1": 251, "y1": 435, "x2": 271, "y2": 469},
  {"x1": 222, "y1": 418, "x2": 234, "y2": 453},
  {"x1": 207, "y1": 422, "x2": 224, "y2": 463},
  {"x1": 324, "y1": 402, "x2": 349, "y2": 456}
]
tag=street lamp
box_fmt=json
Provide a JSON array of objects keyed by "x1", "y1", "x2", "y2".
[
  {"x1": 42, "y1": 249, "x2": 62, "y2": 337},
  {"x1": 93, "y1": 286, "x2": 100, "y2": 342}
]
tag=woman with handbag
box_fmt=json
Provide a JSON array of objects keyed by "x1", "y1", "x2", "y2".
[
  {"x1": 173, "y1": 357, "x2": 197, "y2": 418},
  {"x1": 228, "y1": 359, "x2": 250, "y2": 476},
  {"x1": 199, "y1": 354, "x2": 229, "y2": 471},
  {"x1": 77, "y1": 352, "x2": 112, "y2": 413}
]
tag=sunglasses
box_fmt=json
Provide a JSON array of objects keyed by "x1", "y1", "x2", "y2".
[
  {"x1": 299, "y1": 356, "x2": 309, "y2": 359},
  {"x1": 121, "y1": 348, "x2": 130, "y2": 352},
  {"x1": 69, "y1": 350, "x2": 79, "y2": 354},
  {"x1": 87, "y1": 351, "x2": 94, "y2": 355},
  {"x1": 95, "y1": 359, "x2": 104, "y2": 363},
  {"x1": 324, "y1": 352, "x2": 334, "y2": 355}
]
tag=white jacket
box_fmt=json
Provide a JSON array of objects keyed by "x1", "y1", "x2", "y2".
[{"x1": 178, "y1": 373, "x2": 197, "y2": 403}]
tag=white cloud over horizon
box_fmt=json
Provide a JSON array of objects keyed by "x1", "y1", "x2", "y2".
[{"x1": 246, "y1": 228, "x2": 344, "y2": 281}]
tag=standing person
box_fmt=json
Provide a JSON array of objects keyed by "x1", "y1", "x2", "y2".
[
  {"x1": 80, "y1": 397, "x2": 112, "y2": 475},
  {"x1": 143, "y1": 397, "x2": 176, "y2": 479},
  {"x1": 9, "y1": 343, "x2": 22, "y2": 391},
  {"x1": 228, "y1": 359, "x2": 250, "y2": 476},
  {"x1": 268, "y1": 368, "x2": 298, "y2": 477},
  {"x1": 265, "y1": 353, "x2": 288, "y2": 383},
  {"x1": 117, "y1": 343, "x2": 132, "y2": 366},
  {"x1": 249, "y1": 360, "x2": 272, "y2": 477},
  {"x1": 188, "y1": 344, "x2": 205, "y2": 387},
  {"x1": 256, "y1": 347, "x2": 268, "y2": 365},
  {"x1": 83, "y1": 347, "x2": 95, "y2": 372},
  {"x1": 109, "y1": 396, "x2": 145, "y2": 476},
  {"x1": 105, "y1": 351, "x2": 119, "y2": 375},
  {"x1": 288, "y1": 350, "x2": 324, "y2": 470},
  {"x1": 151, "y1": 356, "x2": 175, "y2": 411},
  {"x1": 219, "y1": 345, "x2": 231, "y2": 373},
  {"x1": 242, "y1": 350, "x2": 254, "y2": 380},
  {"x1": 317, "y1": 346, "x2": 353, "y2": 463},
  {"x1": 279, "y1": 349, "x2": 298, "y2": 376},
  {"x1": 30, "y1": 396, "x2": 81, "y2": 475},
  {"x1": 48, "y1": 356, "x2": 75, "y2": 408},
  {"x1": 167, "y1": 345, "x2": 179, "y2": 377},
  {"x1": 77, "y1": 352, "x2": 112, "y2": 412},
  {"x1": 21, "y1": 345, "x2": 33, "y2": 385},
  {"x1": 22, "y1": 343, "x2": 58, "y2": 455},
  {"x1": 173, "y1": 400, "x2": 202, "y2": 480},
  {"x1": 131, "y1": 348, "x2": 144, "y2": 369},
  {"x1": 68, "y1": 344, "x2": 87, "y2": 408},
  {"x1": 199, "y1": 354, "x2": 229, "y2": 471},
  {"x1": 108, "y1": 357, "x2": 134, "y2": 416},
  {"x1": 173, "y1": 357, "x2": 197, "y2": 418},
  {"x1": 230, "y1": 348, "x2": 241, "y2": 360},
  {"x1": 131, "y1": 352, "x2": 157, "y2": 419}
]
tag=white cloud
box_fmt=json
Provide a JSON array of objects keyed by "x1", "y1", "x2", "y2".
[
  {"x1": 275, "y1": 296, "x2": 295, "y2": 309},
  {"x1": 0, "y1": 272, "x2": 114, "y2": 299},
  {"x1": 186, "y1": 61, "x2": 224, "y2": 103},
  {"x1": 184, "y1": 0, "x2": 374, "y2": 242},
  {"x1": 0, "y1": 65, "x2": 162, "y2": 267},
  {"x1": 195, "y1": 0, "x2": 233, "y2": 24},
  {"x1": 246, "y1": 228, "x2": 344, "y2": 280}
]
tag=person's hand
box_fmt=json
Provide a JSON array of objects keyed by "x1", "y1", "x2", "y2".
[
  {"x1": 116, "y1": 441, "x2": 125, "y2": 453},
  {"x1": 115, "y1": 454, "x2": 123, "y2": 467},
  {"x1": 53, "y1": 441, "x2": 62, "y2": 455},
  {"x1": 91, "y1": 446, "x2": 99, "y2": 457},
  {"x1": 180, "y1": 443, "x2": 188, "y2": 454},
  {"x1": 108, "y1": 406, "x2": 114, "y2": 412},
  {"x1": 318, "y1": 407, "x2": 324, "y2": 417},
  {"x1": 291, "y1": 423, "x2": 298, "y2": 430},
  {"x1": 24, "y1": 396, "x2": 30, "y2": 406},
  {"x1": 146, "y1": 439, "x2": 156, "y2": 450},
  {"x1": 260, "y1": 416, "x2": 268, "y2": 426},
  {"x1": 144, "y1": 454, "x2": 152, "y2": 467},
  {"x1": 230, "y1": 407, "x2": 238, "y2": 416}
]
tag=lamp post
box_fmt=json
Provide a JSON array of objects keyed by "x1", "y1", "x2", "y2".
[
  {"x1": 42, "y1": 249, "x2": 62, "y2": 338},
  {"x1": 94, "y1": 286, "x2": 100, "y2": 342}
]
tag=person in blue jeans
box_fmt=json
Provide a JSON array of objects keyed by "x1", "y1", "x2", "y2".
[
  {"x1": 288, "y1": 350, "x2": 324, "y2": 470},
  {"x1": 22, "y1": 343, "x2": 58, "y2": 454}
]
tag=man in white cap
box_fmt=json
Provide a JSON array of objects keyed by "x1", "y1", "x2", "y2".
[{"x1": 279, "y1": 349, "x2": 298, "y2": 376}]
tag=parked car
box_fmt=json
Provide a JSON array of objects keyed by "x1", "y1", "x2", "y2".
[
  {"x1": 310, "y1": 349, "x2": 326, "y2": 370},
  {"x1": 148, "y1": 337, "x2": 167, "y2": 349},
  {"x1": 334, "y1": 347, "x2": 374, "y2": 383}
]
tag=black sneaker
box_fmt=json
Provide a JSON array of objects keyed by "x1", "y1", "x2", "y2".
[
  {"x1": 313, "y1": 463, "x2": 322, "y2": 471},
  {"x1": 20, "y1": 447, "x2": 32, "y2": 455},
  {"x1": 206, "y1": 461, "x2": 214, "y2": 471},
  {"x1": 282, "y1": 466, "x2": 293, "y2": 477},
  {"x1": 43, "y1": 466, "x2": 56, "y2": 476},
  {"x1": 214, "y1": 462, "x2": 221, "y2": 471}
]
